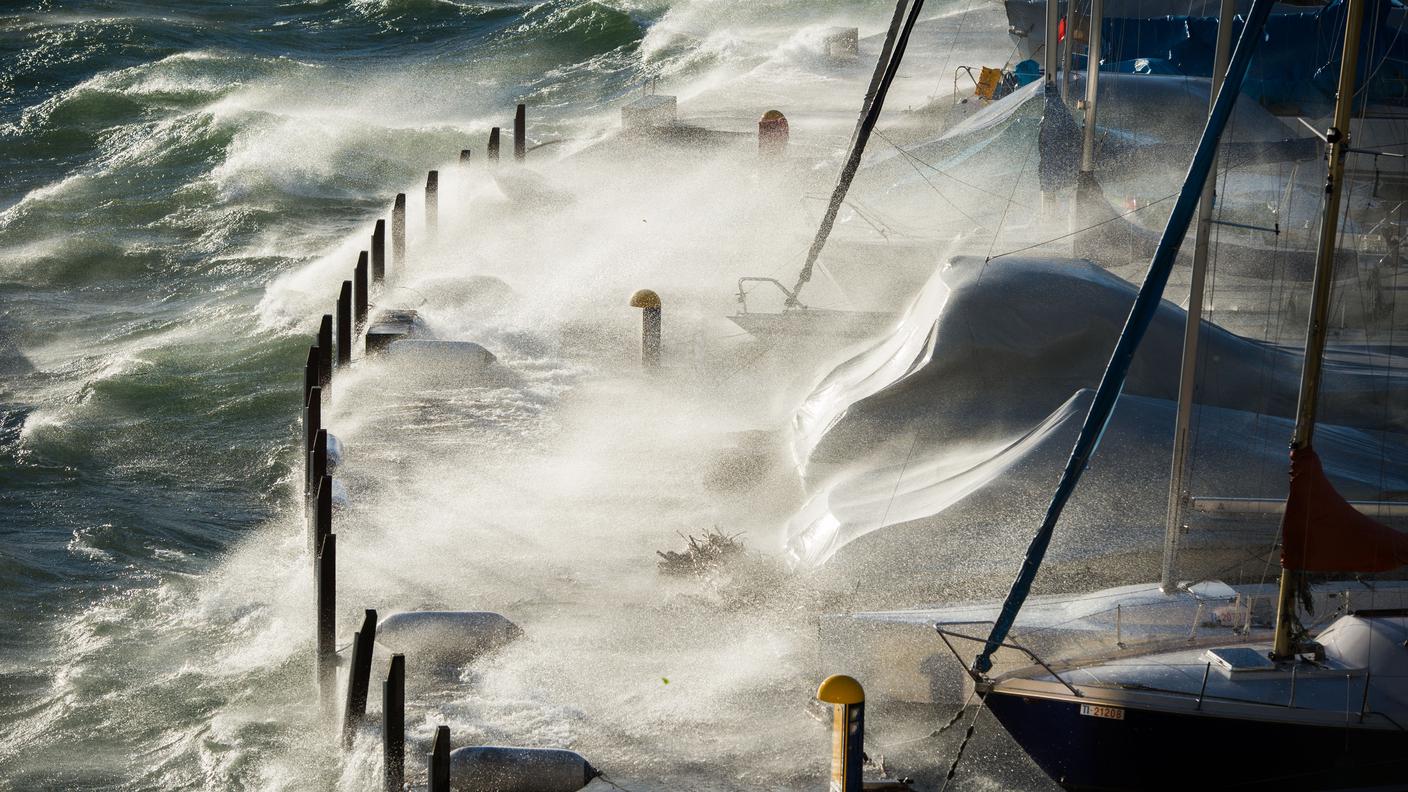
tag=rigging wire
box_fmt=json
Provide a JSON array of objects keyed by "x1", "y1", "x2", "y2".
[
  {"x1": 873, "y1": 128, "x2": 1038, "y2": 207},
  {"x1": 986, "y1": 192, "x2": 1178, "y2": 262}
]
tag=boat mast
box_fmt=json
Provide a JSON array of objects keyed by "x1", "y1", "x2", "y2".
[
  {"x1": 1271, "y1": 0, "x2": 1367, "y2": 659},
  {"x1": 786, "y1": 0, "x2": 924, "y2": 307},
  {"x1": 970, "y1": 0, "x2": 1276, "y2": 676},
  {"x1": 1040, "y1": 0, "x2": 1061, "y2": 212},
  {"x1": 1158, "y1": 0, "x2": 1237, "y2": 594},
  {"x1": 1076, "y1": 0, "x2": 1103, "y2": 183},
  {"x1": 1044, "y1": 0, "x2": 1059, "y2": 88}
]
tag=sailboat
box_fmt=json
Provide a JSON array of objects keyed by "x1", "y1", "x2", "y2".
[{"x1": 950, "y1": 0, "x2": 1408, "y2": 787}]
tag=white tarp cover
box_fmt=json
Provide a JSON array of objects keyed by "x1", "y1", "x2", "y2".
[{"x1": 785, "y1": 257, "x2": 1408, "y2": 579}]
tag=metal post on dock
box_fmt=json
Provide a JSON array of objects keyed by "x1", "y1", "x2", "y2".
[
  {"x1": 513, "y1": 104, "x2": 526, "y2": 162},
  {"x1": 629, "y1": 289, "x2": 662, "y2": 370},
  {"x1": 425, "y1": 170, "x2": 439, "y2": 238},
  {"x1": 303, "y1": 347, "x2": 319, "y2": 408},
  {"x1": 817, "y1": 675, "x2": 864, "y2": 792},
  {"x1": 488, "y1": 127, "x2": 501, "y2": 164},
  {"x1": 309, "y1": 428, "x2": 328, "y2": 503},
  {"x1": 355, "y1": 253, "x2": 369, "y2": 330},
  {"x1": 312, "y1": 474, "x2": 332, "y2": 554},
  {"x1": 372, "y1": 219, "x2": 386, "y2": 283},
  {"x1": 383, "y1": 654, "x2": 405, "y2": 792},
  {"x1": 342, "y1": 609, "x2": 378, "y2": 749},
  {"x1": 317, "y1": 316, "x2": 333, "y2": 389},
  {"x1": 429, "y1": 725, "x2": 451, "y2": 792},
  {"x1": 316, "y1": 533, "x2": 336, "y2": 708},
  {"x1": 758, "y1": 110, "x2": 789, "y2": 158},
  {"x1": 392, "y1": 193, "x2": 406, "y2": 271},
  {"x1": 303, "y1": 386, "x2": 321, "y2": 462},
  {"x1": 337, "y1": 281, "x2": 353, "y2": 367}
]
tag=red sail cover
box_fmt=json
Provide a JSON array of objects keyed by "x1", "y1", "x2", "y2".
[{"x1": 1281, "y1": 446, "x2": 1408, "y2": 573}]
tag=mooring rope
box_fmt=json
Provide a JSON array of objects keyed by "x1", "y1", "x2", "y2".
[
  {"x1": 594, "y1": 770, "x2": 641, "y2": 792},
  {"x1": 937, "y1": 693, "x2": 988, "y2": 792}
]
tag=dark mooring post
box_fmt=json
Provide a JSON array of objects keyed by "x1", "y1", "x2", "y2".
[
  {"x1": 488, "y1": 127, "x2": 501, "y2": 164},
  {"x1": 383, "y1": 653, "x2": 406, "y2": 792},
  {"x1": 513, "y1": 103, "x2": 526, "y2": 162},
  {"x1": 341, "y1": 608, "x2": 378, "y2": 749},
  {"x1": 302, "y1": 385, "x2": 321, "y2": 504},
  {"x1": 312, "y1": 473, "x2": 332, "y2": 554},
  {"x1": 303, "y1": 385, "x2": 321, "y2": 462},
  {"x1": 429, "y1": 725, "x2": 451, "y2": 792},
  {"x1": 309, "y1": 427, "x2": 328, "y2": 501},
  {"x1": 425, "y1": 170, "x2": 439, "y2": 238},
  {"x1": 303, "y1": 346, "x2": 319, "y2": 408},
  {"x1": 337, "y1": 281, "x2": 353, "y2": 366},
  {"x1": 372, "y1": 219, "x2": 386, "y2": 283},
  {"x1": 317, "y1": 315, "x2": 333, "y2": 389},
  {"x1": 354, "y1": 252, "x2": 369, "y2": 330},
  {"x1": 392, "y1": 193, "x2": 407, "y2": 271},
  {"x1": 459, "y1": 149, "x2": 471, "y2": 164},
  {"x1": 315, "y1": 532, "x2": 336, "y2": 707}
]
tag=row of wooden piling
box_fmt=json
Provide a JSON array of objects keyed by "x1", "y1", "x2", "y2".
[{"x1": 296, "y1": 104, "x2": 532, "y2": 792}]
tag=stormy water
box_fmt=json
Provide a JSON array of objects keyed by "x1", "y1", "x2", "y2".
[{"x1": 0, "y1": 1, "x2": 1067, "y2": 790}]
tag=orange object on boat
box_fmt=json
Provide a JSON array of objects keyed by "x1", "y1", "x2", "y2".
[{"x1": 1281, "y1": 445, "x2": 1408, "y2": 572}]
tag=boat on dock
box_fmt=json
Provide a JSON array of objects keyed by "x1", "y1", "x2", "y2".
[{"x1": 946, "y1": 1, "x2": 1408, "y2": 787}]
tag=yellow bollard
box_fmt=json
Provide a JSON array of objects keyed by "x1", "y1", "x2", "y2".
[
  {"x1": 628, "y1": 289, "x2": 661, "y2": 369},
  {"x1": 817, "y1": 675, "x2": 864, "y2": 792}
]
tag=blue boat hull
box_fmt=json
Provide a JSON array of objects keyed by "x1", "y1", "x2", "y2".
[{"x1": 983, "y1": 688, "x2": 1408, "y2": 791}]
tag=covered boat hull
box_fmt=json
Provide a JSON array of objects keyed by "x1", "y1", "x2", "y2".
[{"x1": 983, "y1": 685, "x2": 1408, "y2": 791}]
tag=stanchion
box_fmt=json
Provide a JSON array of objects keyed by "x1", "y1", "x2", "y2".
[
  {"x1": 337, "y1": 281, "x2": 353, "y2": 367},
  {"x1": 392, "y1": 193, "x2": 406, "y2": 270},
  {"x1": 514, "y1": 103, "x2": 526, "y2": 162},
  {"x1": 303, "y1": 385, "x2": 321, "y2": 462},
  {"x1": 316, "y1": 533, "x2": 337, "y2": 708},
  {"x1": 354, "y1": 253, "x2": 369, "y2": 330},
  {"x1": 311, "y1": 473, "x2": 331, "y2": 553},
  {"x1": 383, "y1": 654, "x2": 405, "y2": 792},
  {"x1": 341, "y1": 609, "x2": 378, "y2": 748},
  {"x1": 303, "y1": 347, "x2": 319, "y2": 407},
  {"x1": 317, "y1": 316, "x2": 333, "y2": 389},
  {"x1": 429, "y1": 725, "x2": 450, "y2": 792},
  {"x1": 372, "y1": 219, "x2": 386, "y2": 282},
  {"x1": 425, "y1": 170, "x2": 439, "y2": 237},
  {"x1": 308, "y1": 428, "x2": 328, "y2": 504},
  {"x1": 818, "y1": 675, "x2": 864, "y2": 792},
  {"x1": 628, "y1": 289, "x2": 662, "y2": 370},
  {"x1": 759, "y1": 110, "x2": 789, "y2": 158}
]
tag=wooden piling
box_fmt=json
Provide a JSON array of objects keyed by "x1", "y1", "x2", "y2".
[
  {"x1": 372, "y1": 219, "x2": 386, "y2": 283},
  {"x1": 317, "y1": 315, "x2": 333, "y2": 389},
  {"x1": 488, "y1": 127, "x2": 501, "y2": 163},
  {"x1": 425, "y1": 171, "x2": 439, "y2": 237},
  {"x1": 392, "y1": 193, "x2": 406, "y2": 270},
  {"x1": 429, "y1": 725, "x2": 451, "y2": 792},
  {"x1": 354, "y1": 253, "x2": 369, "y2": 330},
  {"x1": 316, "y1": 533, "x2": 336, "y2": 707},
  {"x1": 514, "y1": 103, "x2": 526, "y2": 162},
  {"x1": 341, "y1": 609, "x2": 378, "y2": 749},
  {"x1": 459, "y1": 149, "x2": 471, "y2": 164},
  {"x1": 337, "y1": 281, "x2": 353, "y2": 367},
  {"x1": 383, "y1": 654, "x2": 405, "y2": 792}
]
